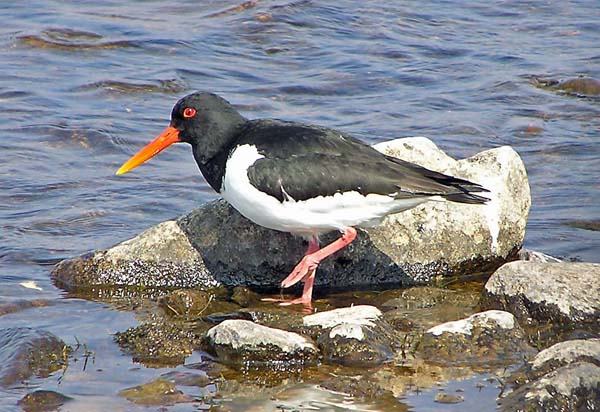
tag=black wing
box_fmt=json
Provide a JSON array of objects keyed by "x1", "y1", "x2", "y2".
[{"x1": 239, "y1": 119, "x2": 488, "y2": 203}]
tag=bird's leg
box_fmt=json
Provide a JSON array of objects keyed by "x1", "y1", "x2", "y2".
[
  {"x1": 281, "y1": 227, "x2": 357, "y2": 289},
  {"x1": 261, "y1": 235, "x2": 319, "y2": 307}
]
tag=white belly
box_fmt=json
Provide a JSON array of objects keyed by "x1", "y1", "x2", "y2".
[{"x1": 221, "y1": 144, "x2": 434, "y2": 237}]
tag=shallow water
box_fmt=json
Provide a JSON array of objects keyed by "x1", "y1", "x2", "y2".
[{"x1": 1, "y1": 0, "x2": 599, "y2": 410}]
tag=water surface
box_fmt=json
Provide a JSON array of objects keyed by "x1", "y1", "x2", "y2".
[{"x1": 1, "y1": 1, "x2": 598, "y2": 411}]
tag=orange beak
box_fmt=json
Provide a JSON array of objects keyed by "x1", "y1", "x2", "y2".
[{"x1": 115, "y1": 126, "x2": 180, "y2": 175}]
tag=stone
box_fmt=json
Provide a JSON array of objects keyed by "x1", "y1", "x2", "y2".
[
  {"x1": 303, "y1": 305, "x2": 398, "y2": 365},
  {"x1": 52, "y1": 137, "x2": 530, "y2": 291},
  {"x1": 114, "y1": 316, "x2": 204, "y2": 367},
  {"x1": 203, "y1": 319, "x2": 318, "y2": 366},
  {"x1": 517, "y1": 248, "x2": 561, "y2": 263},
  {"x1": 533, "y1": 76, "x2": 600, "y2": 96},
  {"x1": 119, "y1": 379, "x2": 191, "y2": 406},
  {"x1": 420, "y1": 310, "x2": 533, "y2": 363},
  {"x1": 18, "y1": 390, "x2": 72, "y2": 412},
  {"x1": 499, "y1": 362, "x2": 600, "y2": 412},
  {"x1": 531, "y1": 338, "x2": 600, "y2": 374},
  {"x1": 0, "y1": 328, "x2": 70, "y2": 387},
  {"x1": 482, "y1": 261, "x2": 600, "y2": 332},
  {"x1": 500, "y1": 338, "x2": 600, "y2": 411}
]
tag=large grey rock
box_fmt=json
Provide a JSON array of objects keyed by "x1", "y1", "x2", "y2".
[
  {"x1": 482, "y1": 261, "x2": 600, "y2": 331},
  {"x1": 420, "y1": 310, "x2": 534, "y2": 363},
  {"x1": 52, "y1": 137, "x2": 530, "y2": 291},
  {"x1": 203, "y1": 319, "x2": 318, "y2": 366}
]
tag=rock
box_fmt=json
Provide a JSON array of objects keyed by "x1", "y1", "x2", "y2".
[
  {"x1": 230, "y1": 286, "x2": 261, "y2": 307},
  {"x1": 499, "y1": 338, "x2": 600, "y2": 411},
  {"x1": 500, "y1": 362, "x2": 600, "y2": 412},
  {"x1": 303, "y1": 305, "x2": 397, "y2": 365},
  {"x1": 533, "y1": 76, "x2": 600, "y2": 96},
  {"x1": 203, "y1": 319, "x2": 318, "y2": 366},
  {"x1": 420, "y1": 310, "x2": 533, "y2": 363},
  {"x1": 434, "y1": 393, "x2": 465, "y2": 404},
  {"x1": 52, "y1": 137, "x2": 530, "y2": 291},
  {"x1": 0, "y1": 328, "x2": 70, "y2": 387},
  {"x1": 114, "y1": 316, "x2": 204, "y2": 367},
  {"x1": 119, "y1": 379, "x2": 191, "y2": 406},
  {"x1": 376, "y1": 286, "x2": 480, "y2": 330},
  {"x1": 159, "y1": 289, "x2": 212, "y2": 319},
  {"x1": 517, "y1": 248, "x2": 561, "y2": 263},
  {"x1": 18, "y1": 390, "x2": 72, "y2": 412},
  {"x1": 531, "y1": 339, "x2": 600, "y2": 374},
  {"x1": 482, "y1": 261, "x2": 600, "y2": 335}
]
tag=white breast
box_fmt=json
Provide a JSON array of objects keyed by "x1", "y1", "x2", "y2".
[{"x1": 221, "y1": 144, "x2": 435, "y2": 237}]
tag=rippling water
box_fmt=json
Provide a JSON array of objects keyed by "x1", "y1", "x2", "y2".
[{"x1": 1, "y1": 1, "x2": 599, "y2": 410}]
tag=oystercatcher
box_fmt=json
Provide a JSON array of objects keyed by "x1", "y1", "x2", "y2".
[{"x1": 116, "y1": 92, "x2": 489, "y2": 306}]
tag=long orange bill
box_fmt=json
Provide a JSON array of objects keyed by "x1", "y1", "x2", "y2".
[{"x1": 115, "y1": 126, "x2": 180, "y2": 175}]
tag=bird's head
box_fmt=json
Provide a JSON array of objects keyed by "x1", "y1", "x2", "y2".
[{"x1": 116, "y1": 92, "x2": 245, "y2": 175}]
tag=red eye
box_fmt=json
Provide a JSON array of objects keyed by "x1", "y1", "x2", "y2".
[{"x1": 183, "y1": 107, "x2": 196, "y2": 118}]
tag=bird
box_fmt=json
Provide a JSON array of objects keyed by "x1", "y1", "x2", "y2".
[{"x1": 116, "y1": 92, "x2": 489, "y2": 306}]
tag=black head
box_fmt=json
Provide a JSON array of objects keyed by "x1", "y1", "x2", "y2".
[
  {"x1": 171, "y1": 92, "x2": 246, "y2": 148},
  {"x1": 116, "y1": 92, "x2": 246, "y2": 175}
]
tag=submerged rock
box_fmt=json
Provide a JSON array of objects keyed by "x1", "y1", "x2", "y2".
[
  {"x1": 303, "y1": 305, "x2": 398, "y2": 365},
  {"x1": 114, "y1": 316, "x2": 204, "y2": 367},
  {"x1": 0, "y1": 328, "x2": 69, "y2": 387},
  {"x1": 482, "y1": 261, "x2": 600, "y2": 336},
  {"x1": 420, "y1": 310, "x2": 533, "y2": 363},
  {"x1": 533, "y1": 76, "x2": 600, "y2": 96},
  {"x1": 52, "y1": 137, "x2": 530, "y2": 292},
  {"x1": 119, "y1": 379, "x2": 191, "y2": 406},
  {"x1": 18, "y1": 390, "x2": 72, "y2": 412},
  {"x1": 204, "y1": 319, "x2": 318, "y2": 366},
  {"x1": 500, "y1": 339, "x2": 600, "y2": 412}
]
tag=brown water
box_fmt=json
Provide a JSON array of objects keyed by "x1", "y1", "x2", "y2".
[{"x1": 1, "y1": 1, "x2": 599, "y2": 411}]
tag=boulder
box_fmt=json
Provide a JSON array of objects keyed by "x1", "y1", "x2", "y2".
[
  {"x1": 482, "y1": 261, "x2": 600, "y2": 332},
  {"x1": 52, "y1": 137, "x2": 530, "y2": 292},
  {"x1": 203, "y1": 319, "x2": 318, "y2": 366},
  {"x1": 420, "y1": 310, "x2": 534, "y2": 363}
]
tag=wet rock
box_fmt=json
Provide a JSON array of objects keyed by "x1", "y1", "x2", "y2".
[
  {"x1": 517, "y1": 248, "x2": 561, "y2": 263},
  {"x1": 204, "y1": 319, "x2": 318, "y2": 366},
  {"x1": 0, "y1": 299, "x2": 52, "y2": 317},
  {"x1": 376, "y1": 286, "x2": 481, "y2": 330},
  {"x1": 420, "y1": 310, "x2": 533, "y2": 363},
  {"x1": 534, "y1": 76, "x2": 600, "y2": 96},
  {"x1": 500, "y1": 361, "x2": 600, "y2": 412},
  {"x1": 18, "y1": 390, "x2": 72, "y2": 412},
  {"x1": 482, "y1": 261, "x2": 600, "y2": 335},
  {"x1": 530, "y1": 339, "x2": 600, "y2": 373},
  {"x1": 159, "y1": 289, "x2": 211, "y2": 318},
  {"x1": 303, "y1": 305, "x2": 397, "y2": 365},
  {"x1": 158, "y1": 288, "x2": 237, "y2": 320},
  {"x1": 52, "y1": 137, "x2": 529, "y2": 291},
  {"x1": 114, "y1": 316, "x2": 204, "y2": 367},
  {"x1": 231, "y1": 285, "x2": 261, "y2": 307},
  {"x1": 434, "y1": 392, "x2": 465, "y2": 404},
  {"x1": 119, "y1": 378, "x2": 191, "y2": 406},
  {"x1": 0, "y1": 328, "x2": 70, "y2": 387}
]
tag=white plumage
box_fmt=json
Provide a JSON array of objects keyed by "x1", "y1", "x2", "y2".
[{"x1": 221, "y1": 144, "x2": 436, "y2": 238}]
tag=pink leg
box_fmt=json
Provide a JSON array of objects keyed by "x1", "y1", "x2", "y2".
[
  {"x1": 262, "y1": 236, "x2": 320, "y2": 307},
  {"x1": 281, "y1": 227, "x2": 357, "y2": 290}
]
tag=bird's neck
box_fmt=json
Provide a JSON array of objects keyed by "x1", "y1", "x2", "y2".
[{"x1": 193, "y1": 117, "x2": 246, "y2": 193}]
